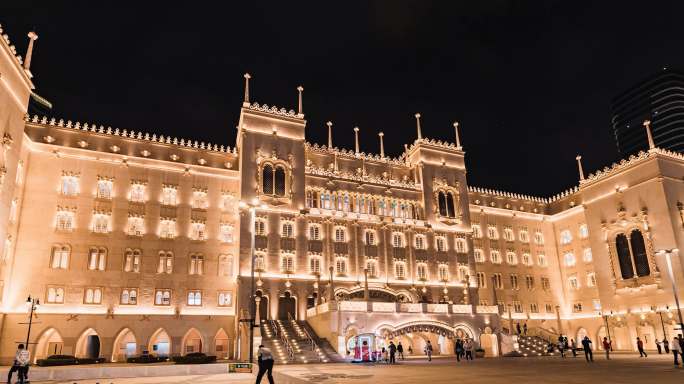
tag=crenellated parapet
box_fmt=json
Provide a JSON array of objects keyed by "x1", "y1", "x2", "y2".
[
  {"x1": 245, "y1": 102, "x2": 300, "y2": 119},
  {"x1": 305, "y1": 142, "x2": 407, "y2": 166}
]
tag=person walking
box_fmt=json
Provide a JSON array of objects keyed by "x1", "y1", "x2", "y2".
[
  {"x1": 581, "y1": 336, "x2": 593, "y2": 362},
  {"x1": 455, "y1": 339, "x2": 464, "y2": 362},
  {"x1": 558, "y1": 335, "x2": 566, "y2": 358},
  {"x1": 602, "y1": 337, "x2": 612, "y2": 360},
  {"x1": 516, "y1": 323, "x2": 522, "y2": 335},
  {"x1": 523, "y1": 322, "x2": 528, "y2": 336},
  {"x1": 636, "y1": 337, "x2": 647, "y2": 357},
  {"x1": 388, "y1": 341, "x2": 397, "y2": 364},
  {"x1": 672, "y1": 335, "x2": 682, "y2": 367},
  {"x1": 255, "y1": 344, "x2": 275, "y2": 384},
  {"x1": 381, "y1": 347, "x2": 388, "y2": 363},
  {"x1": 8, "y1": 344, "x2": 30, "y2": 384},
  {"x1": 425, "y1": 340, "x2": 433, "y2": 361},
  {"x1": 397, "y1": 342, "x2": 404, "y2": 360},
  {"x1": 570, "y1": 339, "x2": 577, "y2": 357},
  {"x1": 464, "y1": 339, "x2": 474, "y2": 361}
]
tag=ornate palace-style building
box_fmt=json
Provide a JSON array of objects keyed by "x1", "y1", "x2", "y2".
[{"x1": 1, "y1": 23, "x2": 684, "y2": 364}]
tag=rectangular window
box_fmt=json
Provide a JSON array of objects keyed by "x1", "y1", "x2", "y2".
[
  {"x1": 573, "y1": 302, "x2": 583, "y2": 313},
  {"x1": 487, "y1": 226, "x2": 498, "y2": 239},
  {"x1": 124, "y1": 249, "x2": 141, "y2": 273},
  {"x1": 55, "y1": 210, "x2": 75, "y2": 232},
  {"x1": 583, "y1": 248, "x2": 593, "y2": 263},
  {"x1": 255, "y1": 220, "x2": 266, "y2": 236},
  {"x1": 218, "y1": 254, "x2": 233, "y2": 277},
  {"x1": 416, "y1": 263, "x2": 428, "y2": 280},
  {"x1": 309, "y1": 225, "x2": 321, "y2": 240},
  {"x1": 474, "y1": 248, "x2": 484, "y2": 263},
  {"x1": 189, "y1": 255, "x2": 204, "y2": 275},
  {"x1": 525, "y1": 275, "x2": 534, "y2": 290},
  {"x1": 335, "y1": 257, "x2": 347, "y2": 275},
  {"x1": 545, "y1": 303, "x2": 553, "y2": 313},
  {"x1": 190, "y1": 222, "x2": 207, "y2": 241},
  {"x1": 309, "y1": 256, "x2": 321, "y2": 274},
  {"x1": 510, "y1": 274, "x2": 519, "y2": 290},
  {"x1": 46, "y1": 285, "x2": 65, "y2": 304},
  {"x1": 541, "y1": 277, "x2": 551, "y2": 290},
  {"x1": 219, "y1": 223, "x2": 234, "y2": 243},
  {"x1": 586, "y1": 272, "x2": 596, "y2": 287},
  {"x1": 592, "y1": 299, "x2": 602, "y2": 311},
  {"x1": 96, "y1": 178, "x2": 113, "y2": 199},
  {"x1": 61, "y1": 174, "x2": 80, "y2": 196},
  {"x1": 92, "y1": 213, "x2": 111, "y2": 233},
  {"x1": 472, "y1": 224, "x2": 482, "y2": 238},
  {"x1": 120, "y1": 288, "x2": 138, "y2": 305},
  {"x1": 534, "y1": 230, "x2": 544, "y2": 245},
  {"x1": 218, "y1": 291, "x2": 233, "y2": 307},
  {"x1": 530, "y1": 303, "x2": 539, "y2": 313},
  {"x1": 513, "y1": 301, "x2": 523, "y2": 313},
  {"x1": 537, "y1": 254, "x2": 547, "y2": 267},
  {"x1": 127, "y1": 216, "x2": 145, "y2": 236},
  {"x1": 490, "y1": 250, "x2": 501, "y2": 264},
  {"x1": 87, "y1": 247, "x2": 107, "y2": 271},
  {"x1": 477, "y1": 272, "x2": 486, "y2": 288},
  {"x1": 84, "y1": 287, "x2": 103, "y2": 304},
  {"x1": 569, "y1": 275, "x2": 579, "y2": 290},
  {"x1": 187, "y1": 290, "x2": 202, "y2": 306},
  {"x1": 154, "y1": 289, "x2": 172, "y2": 306},
  {"x1": 395, "y1": 262, "x2": 406, "y2": 279},
  {"x1": 192, "y1": 189, "x2": 208, "y2": 209},
  {"x1": 281, "y1": 254, "x2": 294, "y2": 273},
  {"x1": 159, "y1": 218, "x2": 176, "y2": 239},
  {"x1": 158, "y1": 252, "x2": 173, "y2": 273},
  {"x1": 129, "y1": 182, "x2": 146, "y2": 202},
  {"x1": 161, "y1": 186, "x2": 178, "y2": 206},
  {"x1": 493, "y1": 273, "x2": 503, "y2": 289},
  {"x1": 50, "y1": 245, "x2": 70, "y2": 269}
]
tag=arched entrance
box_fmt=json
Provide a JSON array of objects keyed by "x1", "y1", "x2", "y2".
[
  {"x1": 637, "y1": 323, "x2": 657, "y2": 350},
  {"x1": 112, "y1": 328, "x2": 137, "y2": 362},
  {"x1": 34, "y1": 328, "x2": 64, "y2": 362},
  {"x1": 148, "y1": 328, "x2": 171, "y2": 357},
  {"x1": 576, "y1": 327, "x2": 588, "y2": 343},
  {"x1": 75, "y1": 328, "x2": 101, "y2": 359},
  {"x1": 182, "y1": 328, "x2": 204, "y2": 355},
  {"x1": 378, "y1": 321, "x2": 473, "y2": 356},
  {"x1": 255, "y1": 291, "x2": 269, "y2": 321},
  {"x1": 278, "y1": 291, "x2": 296, "y2": 320},
  {"x1": 214, "y1": 328, "x2": 230, "y2": 359}
]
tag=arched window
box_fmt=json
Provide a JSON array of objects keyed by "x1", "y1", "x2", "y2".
[
  {"x1": 438, "y1": 264, "x2": 449, "y2": 281},
  {"x1": 262, "y1": 164, "x2": 274, "y2": 195},
  {"x1": 437, "y1": 192, "x2": 447, "y2": 216},
  {"x1": 455, "y1": 238, "x2": 467, "y2": 253},
  {"x1": 392, "y1": 232, "x2": 404, "y2": 248},
  {"x1": 630, "y1": 230, "x2": 650, "y2": 277},
  {"x1": 334, "y1": 227, "x2": 346, "y2": 242},
  {"x1": 274, "y1": 166, "x2": 286, "y2": 197},
  {"x1": 309, "y1": 256, "x2": 321, "y2": 274},
  {"x1": 416, "y1": 263, "x2": 428, "y2": 280},
  {"x1": 281, "y1": 222, "x2": 294, "y2": 238},
  {"x1": 615, "y1": 233, "x2": 634, "y2": 279},
  {"x1": 446, "y1": 192, "x2": 456, "y2": 218},
  {"x1": 365, "y1": 259, "x2": 378, "y2": 278},
  {"x1": 309, "y1": 224, "x2": 321, "y2": 240},
  {"x1": 365, "y1": 230, "x2": 376, "y2": 245}
]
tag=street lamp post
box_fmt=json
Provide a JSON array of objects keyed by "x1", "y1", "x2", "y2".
[
  {"x1": 658, "y1": 249, "x2": 684, "y2": 333},
  {"x1": 600, "y1": 311, "x2": 613, "y2": 351},
  {"x1": 25, "y1": 296, "x2": 39, "y2": 352}
]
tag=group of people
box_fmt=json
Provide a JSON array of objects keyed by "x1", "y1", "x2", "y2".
[
  {"x1": 454, "y1": 338, "x2": 475, "y2": 361},
  {"x1": 379, "y1": 341, "x2": 406, "y2": 364}
]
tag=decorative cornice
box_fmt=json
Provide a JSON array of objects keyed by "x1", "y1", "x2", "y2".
[
  {"x1": 245, "y1": 102, "x2": 300, "y2": 119},
  {"x1": 582, "y1": 148, "x2": 684, "y2": 187},
  {"x1": 305, "y1": 142, "x2": 406, "y2": 166},
  {"x1": 305, "y1": 164, "x2": 421, "y2": 190}
]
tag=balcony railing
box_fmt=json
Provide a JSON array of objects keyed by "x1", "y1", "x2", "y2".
[
  {"x1": 414, "y1": 249, "x2": 428, "y2": 260},
  {"x1": 280, "y1": 237, "x2": 296, "y2": 251},
  {"x1": 392, "y1": 247, "x2": 406, "y2": 259},
  {"x1": 255, "y1": 235, "x2": 268, "y2": 249},
  {"x1": 306, "y1": 301, "x2": 499, "y2": 317},
  {"x1": 333, "y1": 242, "x2": 349, "y2": 255},
  {"x1": 364, "y1": 245, "x2": 378, "y2": 257},
  {"x1": 308, "y1": 240, "x2": 323, "y2": 253}
]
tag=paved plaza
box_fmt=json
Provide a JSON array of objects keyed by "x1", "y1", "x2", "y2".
[{"x1": 26, "y1": 354, "x2": 684, "y2": 384}]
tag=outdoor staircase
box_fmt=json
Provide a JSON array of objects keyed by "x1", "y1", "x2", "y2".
[
  {"x1": 259, "y1": 317, "x2": 343, "y2": 364},
  {"x1": 516, "y1": 335, "x2": 556, "y2": 357}
]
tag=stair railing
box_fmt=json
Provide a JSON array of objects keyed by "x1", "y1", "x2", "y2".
[{"x1": 276, "y1": 320, "x2": 295, "y2": 361}]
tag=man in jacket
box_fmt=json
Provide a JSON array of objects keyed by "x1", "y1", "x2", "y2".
[
  {"x1": 672, "y1": 335, "x2": 683, "y2": 367},
  {"x1": 255, "y1": 345, "x2": 275, "y2": 384},
  {"x1": 581, "y1": 336, "x2": 593, "y2": 362},
  {"x1": 388, "y1": 341, "x2": 397, "y2": 364}
]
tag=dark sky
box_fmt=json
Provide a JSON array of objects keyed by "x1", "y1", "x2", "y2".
[{"x1": 5, "y1": 1, "x2": 684, "y2": 197}]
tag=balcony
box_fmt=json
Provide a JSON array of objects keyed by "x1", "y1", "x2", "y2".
[
  {"x1": 414, "y1": 249, "x2": 428, "y2": 260},
  {"x1": 333, "y1": 242, "x2": 348, "y2": 255},
  {"x1": 308, "y1": 240, "x2": 323, "y2": 253},
  {"x1": 364, "y1": 245, "x2": 378, "y2": 257},
  {"x1": 280, "y1": 237, "x2": 296, "y2": 251},
  {"x1": 391, "y1": 247, "x2": 406, "y2": 259},
  {"x1": 255, "y1": 235, "x2": 268, "y2": 249}
]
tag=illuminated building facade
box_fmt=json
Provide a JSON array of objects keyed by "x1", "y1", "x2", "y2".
[{"x1": 1, "y1": 24, "x2": 684, "y2": 363}]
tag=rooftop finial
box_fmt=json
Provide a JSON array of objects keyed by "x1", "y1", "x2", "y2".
[
  {"x1": 415, "y1": 113, "x2": 422, "y2": 140},
  {"x1": 23, "y1": 31, "x2": 38, "y2": 73},
  {"x1": 643, "y1": 119, "x2": 655, "y2": 149},
  {"x1": 453, "y1": 121, "x2": 461, "y2": 149},
  {"x1": 243, "y1": 73, "x2": 251, "y2": 106},
  {"x1": 326, "y1": 121, "x2": 333, "y2": 148},
  {"x1": 297, "y1": 86, "x2": 304, "y2": 116},
  {"x1": 575, "y1": 155, "x2": 585, "y2": 181},
  {"x1": 353, "y1": 126, "x2": 360, "y2": 154},
  {"x1": 378, "y1": 132, "x2": 385, "y2": 159}
]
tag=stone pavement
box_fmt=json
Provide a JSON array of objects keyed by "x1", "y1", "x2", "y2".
[{"x1": 31, "y1": 373, "x2": 255, "y2": 384}]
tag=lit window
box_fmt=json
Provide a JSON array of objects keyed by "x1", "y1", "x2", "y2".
[
  {"x1": 159, "y1": 218, "x2": 176, "y2": 239},
  {"x1": 537, "y1": 254, "x2": 548, "y2": 267},
  {"x1": 487, "y1": 226, "x2": 499, "y2": 239},
  {"x1": 261, "y1": 163, "x2": 287, "y2": 197},
  {"x1": 92, "y1": 212, "x2": 111, "y2": 233},
  {"x1": 438, "y1": 264, "x2": 450, "y2": 281},
  {"x1": 394, "y1": 261, "x2": 406, "y2": 279},
  {"x1": 366, "y1": 259, "x2": 378, "y2": 278},
  {"x1": 569, "y1": 275, "x2": 579, "y2": 290},
  {"x1": 50, "y1": 244, "x2": 70, "y2": 269},
  {"x1": 46, "y1": 286, "x2": 65, "y2": 304},
  {"x1": 364, "y1": 230, "x2": 376, "y2": 245},
  {"x1": 416, "y1": 263, "x2": 428, "y2": 280},
  {"x1": 564, "y1": 252, "x2": 576, "y2": 267},
  {"x1": 414, "y1": 235, "x2": 425, "y2": 249},
  {"x1": 530, "y1": 303, "x2": 539, "y2": 313},
  {"x1": 560, "y1": 230, "x2": 572, "y2": 245},
  {"x1": 55, "y1": 208, "x2": 75, "y2": 232},
  {"x1": 161, "y1": 185, "x2": 178, "y2": 206},
  {"x1": 392, "y1": 232, "x2": 404, "y2": 248},
  {"x1": 490, "y1": 250, "x2": 501, "y2": 264},
  {"x1": 127, "y1": 215, "x2": 145, "y2": 236},
  {"x1": 218, "y1": 254, "x2": 233, "y2": 277},
  {"x1": 60, "y1": 173, "x2": 80, "y2": 196},
  {"x1": 510, "y1": 274, "x2": 519, "y2": 289},
  {"x1": 157, "y1": 251, "x2": 173, "y2": 274},
  {"x1": 155, "y1": 289, "x2": 172, "y2": 305},
  {"x1": 309, "y1": 224, "x2": 321, "y2": 240},
  {"x1": 335, "y1": 257, "x2": 347, "y2": 275},
  {"x1": 190, "y1": 221, "x2": 207, "y2": 241},
  {"x1": 534, "y1": 230, "x2": 544, "y2": 245},
  {"x1": 435, "y1": 236, "x2": 447, "y2": 252},
  {"x1": 129, "y1": 182, "x2": 146, "y2": 202},
  {"x1": 96, "y1": 177, "x2": 114, "y2": 199},
  {"x1": 477, "y1": 272, "x2": 486, "y2": 288},
  {"x1": 192, "y1": 188, "x2": 208, "y2": 209},
  {"x1": 124, "y1": 249, "x2": 141, "y2": 272},
  {"x1": 513, "y1": 301, "x2": 523, "y2": 313},
  {"x1": 492, "y1": 273, "x2": 503, "y2": 289},
  {"x1": 506, "y1": 251, "x2": 518, "y2": 265},
  {"x1": 281, "y1": 222, "x2": 294, "y2": 238},
  {"x1": 525, "y1": 275, "x2": 535, "y2": 290},
  {"x1": 84, "y1": 287, "x2": 103, "y2": 304},
  {"x1": 120, "y1": 288, "x2": 138, "y2": 305},
  {"x1": 255, "y1": 219, "x2": 267, "y2": 236},
  {"x1": 9, "y1": 198, "x2": 17, "y2": 223},
  {"x1": 472, "y1": 224, "x2": 482, "y2": 238},
  {"x1": 189, "y1": 254, "x2": 204, "y2": 275},
  {"x1": 309, "y1": 255, "x2": 322, "y2": 274},
  {"x1": 218, "y1": 291, "x2": 233, "y2": 307},
  {"x1": 281, "y1": 253, "x2": 295, "y2": 273},
  {"x1": 474, "y1": 248, "x2": 484, "y2": 263},
  {"x1": 187, "y1": 290, "x2": 202, "y2": 306},
  {"x1": 545, "y1": 303, "x2": 553, "y2": 313},
  {"x1": 583, "y1": 248, "x2": 593, "y2": 263},
  {"x1": 586, "y1": 272, "x2": 596, "y2": 287},
  {"x1": 579, "y1": 224, "x2": 589, "y2": 239},
  {"x1": 87, "y1": 247, "x2": 107, "y2": 271},
  {"x1": 521, "y1": 253, "x2": 532, "y2": 266},
  {"x1": 503, "y1": 227, "x2": 514, "y2": 242},
  {"x1": 221, "y1": 192, "x2": 234, "y2": 211},
  {"x1": 519, "y1": 229, "x2": 529, "y2": 243},
  {"x1": 592, "y1": 299, "x2": 601, "y2": 311},
  {"x1": 335, "y1": 227, "x2": 347, "y2": 242},
  {"x1": 219, "y1": 223, "x2": 234, "y2": 243},
  {"x1": 458, "y1": 265, "x2": 470, "y2": 282},
  {"x1": 255, "y1": 252, "x2": 266, "y2": 271}
]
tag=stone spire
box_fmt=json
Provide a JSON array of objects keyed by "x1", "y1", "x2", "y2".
[
  {"x1": 415, "y1": 113, "x2": 422, "y2": 140},
  {"x1": 23, "y1": 31, "x2": 38, "y2": 73},
  {"x1": 452, "y1": 121, "x2": 462, "y2": 149},
  {"x1": 327, "y1": 121, "x2": 333, "y2": 148},
  {"x1": 643, "y1": 119, "x2": 655, "y2": 149},
  {"x1": 297, "y1": 86, "x2": 304, "y2": 116},
  {"x1": 378, "y1": 132, "x2": 385, "y2": 159},
  {"x1": 243, "y1": 73, "x2": 251, "y2": 106},
  {"x1": 575, "y1": 155, "x2": 585, "y2": 181},
  {"x1": 354, "y1": 127, "x2": 360, "y2": 154}
]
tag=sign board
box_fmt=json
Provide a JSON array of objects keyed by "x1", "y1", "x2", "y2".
[{"x1": 229, "y1": 363, "x2": 252, "y2": 373}]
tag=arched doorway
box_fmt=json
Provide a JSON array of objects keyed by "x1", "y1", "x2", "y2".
[
  {"x1": 34, "y1": 328, "x2": 64, "y2": 362},
  {"x1": 182, "y1": 328, "x2": 204, "y2": 355},
  {"x1": 254, "y1": 291, "x2": 269, "y2": 322},
  {"x1": 576, "y1": 327, "x2": 588, "y2": 343},
  {"x1": 637, "y1": 323, "x2": 657, "y2": 350},
  {"x1": 75, "y1": 328, "x2": 101, "y2": 359},
  {"x1": 112, "y1": 328, "x2": 137, "y2": 362},
  {"x1": 214, "y1": 328, "x2": 230, "y2": 359},
  {"x1": 148, "y1": 328, "x2": 171, "y2": 357},
  {"x1": 278, "y1": 291, "x2": 296, "y2": 320}
]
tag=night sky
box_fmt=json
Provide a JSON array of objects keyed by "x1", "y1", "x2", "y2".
[{"x1": 5, "y1": 1, "x2": 684, "y2": 197}]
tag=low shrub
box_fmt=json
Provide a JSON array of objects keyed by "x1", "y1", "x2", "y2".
[
  {"x1": 171, "y1": 353, "x2": 217, "y2": 364},
  {"x1": 126, "y1": 355, "x2": 167, "y2": 364}
]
